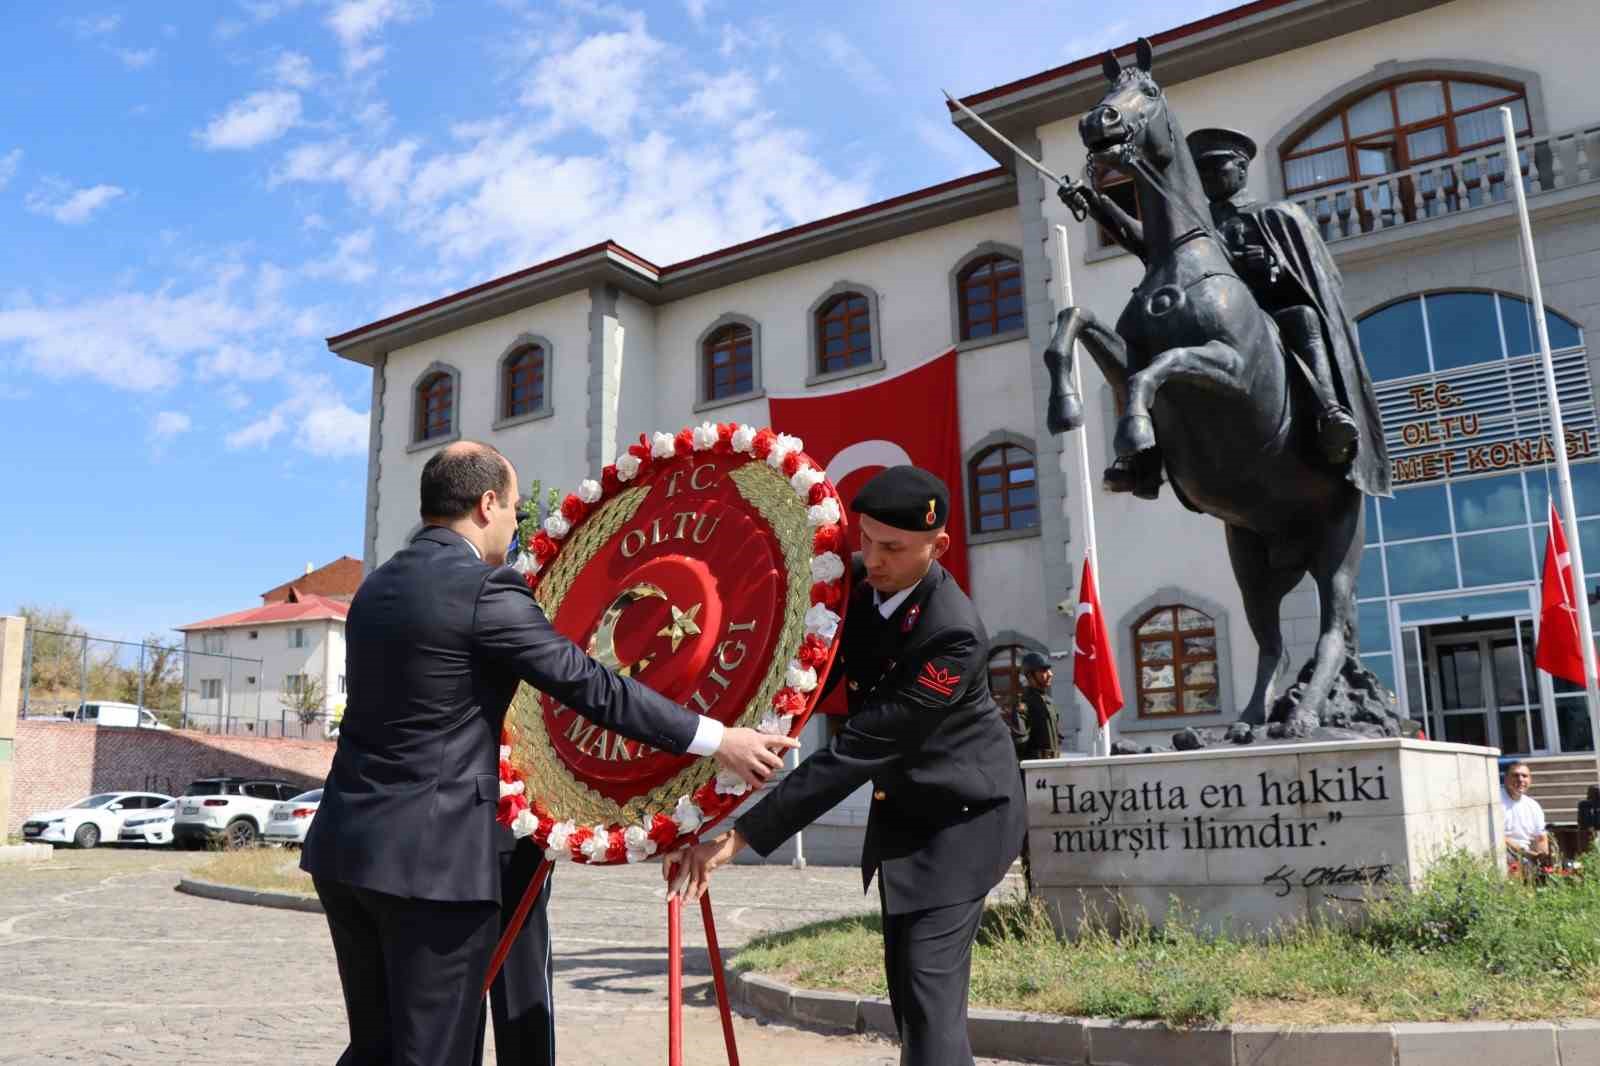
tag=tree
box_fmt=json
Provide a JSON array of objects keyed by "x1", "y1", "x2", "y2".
[
  {"x1": 286, "y1": 675, "x2": 327, "y2": 728},
  {"x1": 17, "y1": 604, "x2": 87, "y2": 694}
]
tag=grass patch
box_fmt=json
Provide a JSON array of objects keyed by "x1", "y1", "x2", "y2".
[
  {"x1": 192, "y1": 846, "x2": 316, "y2": 896},
  {"x1": 733, "y1": 850, "x2": 1600, "y2": 1027}
]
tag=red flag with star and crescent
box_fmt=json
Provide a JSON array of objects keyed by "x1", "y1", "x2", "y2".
[
  {"x1": 1074, "y1": 552, "x2": 1124, "y2": 727},
  {"x1": 1536, "y1": 500, "x2": 1588, "y2": 686}
]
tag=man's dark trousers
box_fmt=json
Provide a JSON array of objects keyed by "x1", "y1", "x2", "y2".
[
  {"x1": 880, "y1": 880, "x2": 986, "y2": 1066},
  {"x1": 315, "y1": 877, "x2": 499, "y2": 1066},
  {"x1": 481, "y1": 844, "x2": 556, "y2": 1066}
]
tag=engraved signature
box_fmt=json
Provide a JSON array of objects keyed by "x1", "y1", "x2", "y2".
[{"x1": 1262, "y1": 862, "x2": 1394, "y2": 898}]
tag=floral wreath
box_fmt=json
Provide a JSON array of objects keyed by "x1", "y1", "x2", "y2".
[{"x1": 495, "y1": 422, "x2": 847, "y2": 865}]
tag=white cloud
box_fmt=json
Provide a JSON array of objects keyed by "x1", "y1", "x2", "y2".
[
  {"x1": 680, "y1": 70, "x2": 758, "y2": 124},
  {"x1": 0, "y1": 149, "x2": 21, "y2": 192},
  {"x1": 151, "y1": 410, "x2": 192, "y2": 438},
  {"x1": 225, "y1": 373, "x2": 368, "y2": 457},
  {"x1": 25, "y1": 181, "x2": 126, "y2": 224},
  {"x1": 116, "y1": 47, "x2": 158, "y2": 70},
  {"x1": 817, "y1": 30, "x2": 891, "y2": 97},
  {"x1": 219, "y1": 384, "x2": 253, "y2": 410},
  {"x1": 197, "y1": 90, "x2": 302, "y2": 150},
  {"x1": 303, "y1": 212, "x2": 327, "y2": 231},
  {"x1": 227, "y1": 409, "x2": 287, "y2": 449},
  {"x1": 521, "y1": 25, "x2": 665, "y2": 140},
  {"x1": 198, "y1": 343, "x2": 285, "y2": 382},
  {"x1": 69, "y1": 14, "x2": 121, "y2": 37},
  {"x1": 303, "y1": 229, "x2": 377, "y2": 283},
  {"x1": 298, "y1": 402, "x2": 369, "y2": 456},
  {"x1": 683, "y1": 0, "x2": 708, "y2": 23},
  {"x1": 0, "y1": 265, "x2": 291, "y2": 392},
  {"x1": 272, "y1": 51, "x2": 315, "y2": 88},
  {"x1": 327, "y1": 0, "x2": 423, "y2": 72}
]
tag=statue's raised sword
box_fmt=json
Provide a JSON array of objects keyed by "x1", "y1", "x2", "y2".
[{"x1": 941, "y1": 89, "x2": 1089, "y2": 220}]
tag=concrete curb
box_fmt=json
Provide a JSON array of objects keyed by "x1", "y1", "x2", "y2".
[
  {"x1": 176, "y1": 877, "x2": 323, "y2": 914},
  {"x1": 0, "y1": 843, "x2": 53, "y2": 864},
  {"x1": 729, "y1": 971, "x2": 1600, "y2": 1065}
]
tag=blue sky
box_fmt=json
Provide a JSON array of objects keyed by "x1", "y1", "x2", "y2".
[{"x1": 0, "y1": 0, "x2": 1233, "y2": 643}]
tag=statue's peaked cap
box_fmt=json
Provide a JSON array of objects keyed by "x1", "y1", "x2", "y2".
[{"x1": 1187, "y1": 127, "x2": 1257, "y2": 163}]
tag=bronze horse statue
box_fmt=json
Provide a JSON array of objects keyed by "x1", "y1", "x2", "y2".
[{"x1": 1043, "y1": 41, "x2": 1393, "y2": 730}]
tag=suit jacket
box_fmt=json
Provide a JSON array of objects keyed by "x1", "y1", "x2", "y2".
[
  {"x1": 302, "y1": 526, "x2": 700, "y2": 904},
  {"x1": 736, "y1": 561, "x2": 1026, "y2": 914}
]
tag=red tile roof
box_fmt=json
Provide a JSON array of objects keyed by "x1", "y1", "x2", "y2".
[
  {"x1": 262, "y1": 556, "x2": 364, "y2": 604},
  {"x1": 178, "y1": 593, "x2": 350, "y2": 632}
]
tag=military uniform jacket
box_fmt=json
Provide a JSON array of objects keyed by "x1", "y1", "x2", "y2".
[
  {"x1": 1019, "y1": 687, "x2": 1060, "y2": 760},
  {"x1": 736, "y1": 562, "x2": 1026, "y2": 914}
]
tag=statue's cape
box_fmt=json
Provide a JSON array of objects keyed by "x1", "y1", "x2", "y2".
[{"x1": 1246, "y1": 200, "x2": 1393, "y2": 498}]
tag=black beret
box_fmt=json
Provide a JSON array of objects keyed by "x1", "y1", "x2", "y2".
[
  {"x1": 1021, "y1": 651, "x2": 1051, "y2": 671},
  {"x1": 851, "y1": 465, "x2": 950, "y2": 532}
]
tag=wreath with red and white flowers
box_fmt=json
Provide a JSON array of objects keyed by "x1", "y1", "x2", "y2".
[{"x1": 494, "y1": 422, "x2": 847, "y2": 865}]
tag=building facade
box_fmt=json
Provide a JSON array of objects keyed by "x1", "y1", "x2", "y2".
[{"x1": 330, "y1": 0, "x2": 1600, "y2": 851}]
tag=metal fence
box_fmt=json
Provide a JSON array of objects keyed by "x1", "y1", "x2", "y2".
[{"x1": 18, "y1": 626, "x2": 336, "y2": 738}]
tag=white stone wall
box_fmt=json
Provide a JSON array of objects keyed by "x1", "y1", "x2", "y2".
[{"x1": 374, "y1": 288, "x2": 592, "y2": 563}]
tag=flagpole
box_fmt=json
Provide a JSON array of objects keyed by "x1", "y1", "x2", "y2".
[
  {"x1": 1501, "y1": 107, "x2": 1600, "y2": 762},
  {"x1": 1053, "y1": 223, "x2": 1110, "y2": 757}
]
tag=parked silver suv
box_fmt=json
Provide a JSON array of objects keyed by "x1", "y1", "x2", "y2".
[{"x1": 172, "y1": 777, "x2": 302, "y2": 849}]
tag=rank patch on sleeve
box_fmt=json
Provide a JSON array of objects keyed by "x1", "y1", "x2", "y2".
[{"x1": 916, "y1": 661, "x2": 961, "y2": 698}]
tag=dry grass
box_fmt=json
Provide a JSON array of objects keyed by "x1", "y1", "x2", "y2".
[{"x1": 192, "y1": 846, "x2": 316, "y2": 895}]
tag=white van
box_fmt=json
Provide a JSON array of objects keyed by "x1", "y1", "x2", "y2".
[{"x1": 72, "y1": 701, "x2": 172, "y2": 730}]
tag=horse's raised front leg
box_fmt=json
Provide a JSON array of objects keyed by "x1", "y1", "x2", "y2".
[
  {"x1": 1117, "y1": 340, "x2": 1244, "y2": 457},
  {"x1": 1043, "y1": 306, "x2": 1131, "y2": 435}
]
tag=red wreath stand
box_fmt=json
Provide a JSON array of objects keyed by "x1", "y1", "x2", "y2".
[{"x1": 481, "y1": 423, "x2": 848, "y2": 1066}]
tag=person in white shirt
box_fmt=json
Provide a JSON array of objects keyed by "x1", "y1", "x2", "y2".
[{"x1": 1501, "y1": 761, "x2": 1550, "y2": 860}]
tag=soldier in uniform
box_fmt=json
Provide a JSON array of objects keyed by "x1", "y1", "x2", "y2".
[
  {"x1": 1014, "y1": 651, "x2": 1060, "y2": 761},
  {"x1": 666, "y1": 465, "x2": 1027, "y2": 1066}
]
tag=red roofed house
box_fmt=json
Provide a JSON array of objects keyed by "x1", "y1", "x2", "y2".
[{"x1": 176, "y1": 560, "x2": 358, "y2": 736}]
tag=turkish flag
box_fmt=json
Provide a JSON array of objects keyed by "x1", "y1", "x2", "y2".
[
  {"x1": 1536, "y1": 500, "x2": 1588, "y2": 686},
  {"x1": 767, "y1": 349, "x2": 968, "y2": 588},
  {"x1": 1074, "y1": 553, "x2": 1124, "y2": 727},
  {"x1": 769, "y1": 349, "x2": 967, "y2": 715}
]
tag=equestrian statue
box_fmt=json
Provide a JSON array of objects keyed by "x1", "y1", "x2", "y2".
[{"x1": 955, "y1": 39, "x2": 1398, "y2": 735}]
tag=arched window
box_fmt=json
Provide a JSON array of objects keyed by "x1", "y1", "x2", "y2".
[
  {"x1": 1282, "y1": 76, "x2": 1530, "y2": 222},
  {"x1": 987, "y1": 644, "x2": 1027, "y2": 710},
  {"x1": 502, "y1": 345, "x2": 545, "y2": 419},
  {"x1": 1133, "y1": 605, "x2": 1219, "y2": 718},
  {"x1": 970, "y1": 444, "x2": 1039, "y2": 534},
  {"x1": 816, "y1": 291, "x2": 874, "y2": 374},
  {"x1": 957, "y1": 254, "x2": 1023, "y2": 340},
  {"x1": 704, "y1": 323, "x2": 754, "y2": 401},
  {"x1": 415, "y1": 370, "x2": 453, "y2": 443},
  {"x1": 1356, "y1": 291, "x2": 1582, "y2": 382}
]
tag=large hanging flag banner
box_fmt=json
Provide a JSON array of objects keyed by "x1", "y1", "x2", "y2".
[
  {"x1": 769, "y1": 349, "x2": 967, "y2": 714},
  {"x1": 767, "y1": 348, "x2": 969, "y2": 589}
]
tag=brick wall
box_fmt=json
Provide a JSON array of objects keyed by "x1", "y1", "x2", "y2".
[{"x1": 9, "y1": 720, "x2": 334, "y2": 833}]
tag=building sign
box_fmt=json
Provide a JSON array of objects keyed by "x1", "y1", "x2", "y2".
[{"x1": 1378, "y1": 351, "x2": 1596, "y2": 486}]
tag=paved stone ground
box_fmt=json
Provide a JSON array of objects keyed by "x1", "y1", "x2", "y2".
[{"x1": 0, "y1": 848, "x2": 1031, "y2": 1065}]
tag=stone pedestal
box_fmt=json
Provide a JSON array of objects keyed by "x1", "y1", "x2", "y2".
[{"x1": 1024, "y1": 738, "x2": 1504, "y2": 938}]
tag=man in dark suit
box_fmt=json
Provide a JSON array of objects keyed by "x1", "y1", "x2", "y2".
[
  {"x1": 666, "y1": 466, "x2": 1027, "y2": 1066},
  {"x1": 302, "y1": 440, "x2": 797, "y2": 1066}
]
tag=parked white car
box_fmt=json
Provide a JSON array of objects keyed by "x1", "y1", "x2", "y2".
[
  {"x1": 172, "y1": 777, "x2": 302, "y2": 849},
  {"x1": 70, "y1": 701, "x2": 172, "y2": 730},
  {"x1": 263, "y1": 789, "x2": 322, "y2": 846},
  {"x1": 20, "y1": 792, "x2": 174, "y2": 849},
  {"x1": 118, "y1": 799, "x2": 177, "y2": 845}
]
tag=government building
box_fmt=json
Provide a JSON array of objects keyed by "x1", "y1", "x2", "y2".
[{"x1": 329, "y1": 0, "x2": 1600, "y2": 856}]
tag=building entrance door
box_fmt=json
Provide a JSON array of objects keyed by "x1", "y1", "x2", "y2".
[{"x1": 1413, "y1": 619, "x2": 1548, "y2": 754}]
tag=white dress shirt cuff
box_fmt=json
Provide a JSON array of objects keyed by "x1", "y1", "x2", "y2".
[{"x1": 688, "y1": 715, "x2": 725, "y2": 757}]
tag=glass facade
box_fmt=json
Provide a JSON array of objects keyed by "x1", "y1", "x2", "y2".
[{"x1": 1355, "y1": 292, "x2": 1594, "y2": 753}]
